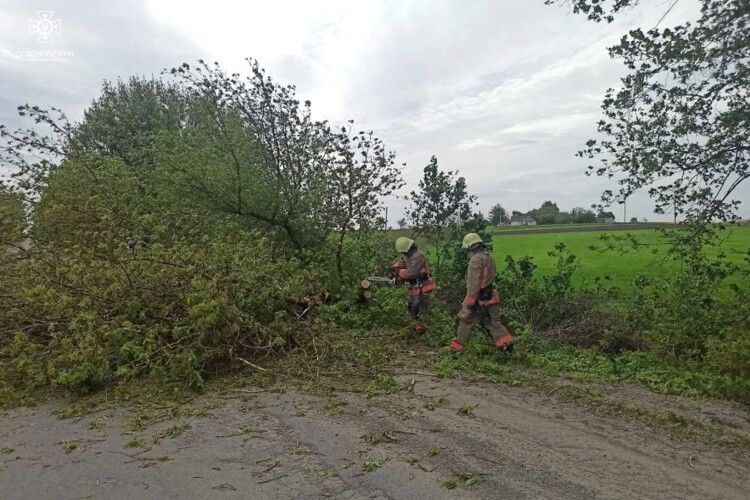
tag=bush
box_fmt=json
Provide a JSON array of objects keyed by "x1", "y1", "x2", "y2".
[
  {"x1": 610, "y1": 249, "x2": 749, "y2": 362},
  {"x1": 496, "y1": 242, "x2": 604, "y2": 332},
  {"x1": 0, "y1": 185, "x2": 24, "y2": 244},
  {"x1": 0, "y1": 154, "x2": 324, "y2": 395},
  {"x1": 0, "y1": 227, "x2": 316, "y2": 393}
]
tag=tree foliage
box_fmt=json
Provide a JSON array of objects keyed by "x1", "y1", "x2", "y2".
[
  {"x1": 407, "y1": 156, "x2": 475, "y2": 232},
  {"x1": 545, "y1": 0, "x2": 638, "y2": 23},
  {"x1": 0, "y1": 60, "x2": 406, "y2": 395},
  {"x1": 562, "y1": 0, "x2": 749, "y2": 231},
  {"x1": 407, "y1": 156, "x2": 484, "y2": 305},
  {"x1": 532, "y1": 200, "x2": 562, "y2": 225},
  {"x1": 0, "y1": 184, "x2": 24, "y2": 245},
  {"x1": 489, "y1": 203, "x2": 509, "y2": 225},
  {"x1": 324, "y1": 127, "x2": 403, "y2": 282},
  {"x1": 1, "y1": 60, "x2": 403, "y2": 269},
  {"x1": 74, "y1": 77, "x2": 188, "y2": 169},
  {"x1": 572, "y1": 206, "x2": 597, "y2": 223}
]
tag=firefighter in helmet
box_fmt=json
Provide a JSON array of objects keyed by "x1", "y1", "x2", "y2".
[
  {"x1": 391, "y1": 236, "x2": 436, "y2": 333},
  {"x1": 450, "y1": 233, "x2": 513, "y2": 352}
]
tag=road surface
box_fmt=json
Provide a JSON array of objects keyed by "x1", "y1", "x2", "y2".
[{"x1": 1, "y1": 374, "x2": 748, "y2": 499}]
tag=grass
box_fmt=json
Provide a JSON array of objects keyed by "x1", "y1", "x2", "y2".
[
  {"x1": 491, "y1": 225, "x2": 749, "y2": 289},
  {"x1": 443, "y1": 472, "x2": 480, "y2": 489},
  {"x1": 457, "y1": 404, "x2": 474, "y2": 416},
  {"x1": 433, "y1": 326, "x2": 749, "y2": 403},
  {"x1": 362, "y1": 458, "x2": 382, "y2": 472},
  {"x1": 58, "y1": 440, "x2": 78, "y2": 453},
  {"x1": 125, "y1": 438, "x2": 147, "y2": 449}
]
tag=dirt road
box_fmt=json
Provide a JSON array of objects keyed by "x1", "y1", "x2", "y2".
[{"x1": 1, "y1": 374, "x2": 748, "y2": 499}]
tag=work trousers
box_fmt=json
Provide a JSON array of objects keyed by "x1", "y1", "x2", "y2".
[
  {"x1": 408, "y1": 293, "x2": 429, "y2": 331},
  {"x1": 455, "y1": 303, "x2": 509, "y2": 344}
]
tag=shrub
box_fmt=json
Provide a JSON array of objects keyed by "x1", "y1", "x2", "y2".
[
  {"x1": 0, "y1": 185, "x2": 24, "y2": 244},
  {"x1": 0, "y1": 155, "x2": 322, "y2": 395},
  {"x1": 496, "y1": 242, "x2": 603, "y2": 333},
  {"x1": 0, "y1": 227, "x2": 316, "y2": 393}
]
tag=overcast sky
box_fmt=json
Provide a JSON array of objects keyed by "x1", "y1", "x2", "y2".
[{"x1": 1, "y1": 0, "x2": 746, "y2": 222}]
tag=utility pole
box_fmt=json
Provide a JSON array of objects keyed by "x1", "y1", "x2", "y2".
[
  {"x1": 623, "y1": 199, "x2": 627, "y2": 223},
  {"x1": 384, "y1": 206, "x2": 388, "y2": 229}
]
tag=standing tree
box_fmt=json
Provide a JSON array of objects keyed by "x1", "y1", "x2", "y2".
[
  {"x1": 325, "y1": 127, "x2": 403, "y2": 283},
  {"x1": 489, "y1": 203, "x2": 509, "y2": 225},
  {"x1": 549, "y1": 0, "x2": 749, "y2": 240},
  {"x1": 571, "y1": 206, "x2": 596, "y2": 223},
  {"x1": 532, "y1": 200, "x2": 561, "y2": 225},
  {"x1": 407, "y1": 155, "x2": 477, "y2": 279}
]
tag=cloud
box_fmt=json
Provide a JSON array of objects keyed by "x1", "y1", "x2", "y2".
[
  {"x1": 455, "y1": 112, "x2": 599, "y2": 151},
  {"x1": 4, "y1": 0, "x2": 737, "y2": 221},
  {"x1": 0, "y1": 1, "x2": 202, "y2": 125},
  {"x1": 0, "y1": 0, "x2": 203, "y2": 179}
]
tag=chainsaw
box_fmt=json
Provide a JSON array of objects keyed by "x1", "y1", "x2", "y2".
[{"x1": 365, "y1": 276, "x2": 398, "y2": 286}]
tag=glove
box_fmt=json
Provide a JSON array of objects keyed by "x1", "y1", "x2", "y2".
[{"x1": 463, "y1": 295, "x2": 477, "y2": 306}]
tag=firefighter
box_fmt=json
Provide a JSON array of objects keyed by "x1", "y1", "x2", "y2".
[
  {"x1": 391, "y1": 236, "x2": 436, "y2": 333},
  {"x1": 450, "y1": 233, "x2": 513, "y2": 352}
]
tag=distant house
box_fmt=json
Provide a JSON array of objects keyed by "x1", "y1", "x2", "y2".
[{"x1": 510, "y1": 212, "x2": 537, "y2": 226}]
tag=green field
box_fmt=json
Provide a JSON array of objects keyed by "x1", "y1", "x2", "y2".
[{"x1": 491, "y1": 226, "x2": 750, "y2": 288}]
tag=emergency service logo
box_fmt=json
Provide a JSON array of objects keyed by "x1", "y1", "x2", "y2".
[
  {"x1": 17, "y1": 10, "x2": 74, "y2": 62},
  {"x1": 29, "y1": 11, "x2": 62, "y2": 43}
]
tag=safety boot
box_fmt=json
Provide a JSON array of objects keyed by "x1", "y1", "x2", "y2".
[{"x1": 495, "y1": 334, "x2": 514, "y2": 353}]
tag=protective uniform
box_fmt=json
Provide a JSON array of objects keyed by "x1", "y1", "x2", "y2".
[
  {"x1": 392, "y1": 238, "x2": 436, "y2": 333},
  {"x1": 450, "y1": 234, "x2": 513, "y2": 352}
]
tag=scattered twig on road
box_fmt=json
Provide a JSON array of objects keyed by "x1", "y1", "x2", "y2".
[
  {"x1": 257, "y1": 474, "x2": 288, "y2": 484},
  {"x1": 466, "y1": 453, "x2": 503, "y2": 466},
  {"x1": 236, "y1": 356, "x2": 268, "y2": 371},
  {"x1": 215, "y1": 432, "x2": 245, "y2": 438},
  {"x1": 390, "y1": 429, "x2": 416, "y2": 435},
  {"x1": 547, "y1": 385, "x2": 565, "y2": 396},
  {"x1": 118, "y1": 447, "x2": 153, "y2": 459},
  {"x1": 262, "y1": 460, "x2": 280, "y2": 473},
  {"x1": 399, "y1": 371, "x2": 438, "y2": 378},
  {"x1": 418, "y1": 462, "x2": 440, "y2": 472}
]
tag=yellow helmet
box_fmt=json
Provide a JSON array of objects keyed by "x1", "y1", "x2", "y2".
[
  {"x1": 395, "y1": 236, "x2": 414, "y2": 253},
  {"x1": 462, "y1": 232, "x2": 483, "y2": 249}
]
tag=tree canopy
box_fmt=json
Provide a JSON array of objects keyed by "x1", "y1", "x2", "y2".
[
  {"x1": 489, "y1": 203, "x2": 509, "y2": 225},
  {"x1": 555, "y1": 0, "x2": 749, "y2": 232}
]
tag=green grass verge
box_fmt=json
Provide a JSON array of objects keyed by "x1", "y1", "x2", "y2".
[{"x1": 431, "y1": 327, "x2": 750, "y2": 404}]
